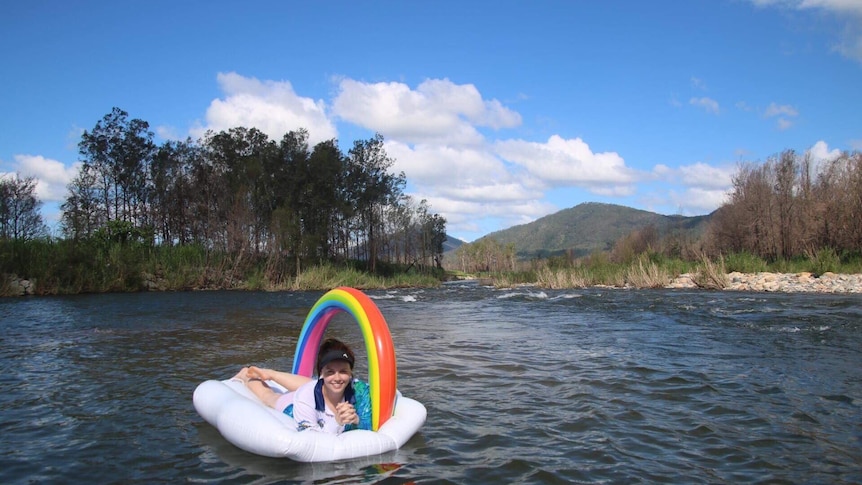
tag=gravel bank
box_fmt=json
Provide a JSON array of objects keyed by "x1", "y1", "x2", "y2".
[{"x1": 667, "y1": 271, "x2": 862, "y2": 293}]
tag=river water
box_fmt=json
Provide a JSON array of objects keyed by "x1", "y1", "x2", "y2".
[{"x1": 1, "y1": 283, "x2": 860, "y2": 484}]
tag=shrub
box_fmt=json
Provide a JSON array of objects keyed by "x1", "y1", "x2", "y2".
[
  {"x1": 624, "y1": 257, "x2": 670, "y2": 288},
  {"x1": 723, "y1": 252, "x2": 767, "y2": 273},
  {"x1": 807, "y1": 247, "x2": 840, "y2": 275},
  {"x1": 693, "y1": 254, "x2": 728, "y2": 289}
]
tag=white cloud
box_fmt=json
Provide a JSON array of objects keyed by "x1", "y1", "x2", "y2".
[
  {"x1": 9, "y1": 154, "x2": 79, "y2": 202},
  {"x1": 763, "y1": 102, "x2": 799, "y2": 130},
  {"x1": 421, "y1": 194, "x2": 557, "y2": 239},
  {"x1": 751, "y1": 0, "x2": 862, "y2": 15},
  {"x1": 689, "y1": 97, "x2": 720, "y2": 114},
  {"x1": 386, "y1": 141, "x2": 513, "y2": 188},
  {"x1": 332, "y1": 78, "x2": 521, "y2": 146},
  {"x1": 799, "y1": 0, "x2": 862, "y2": 15},
  {"x1": 192, "y1": 72, "x2": 337, "y2": 146},
  {"x1": 807, "y1": 140, "x2": 843, "y2": 175},
  {"x1": 808, "y1": 140, "x2": 841, "y2": 160},
  {"x1": 6, "y1": 72, "x2": 764, "y2": 242},
  {"x1": 655, "y1": 162, "x2": 735, "y2": 190},
  {"x1": 764, "y1": 102, "x2": 799, "y2": 117},
  {"x1": 495, "y1": 135, "x2": 635, "y2": 189},
  {"x1": 591, "y1": 185, "x2": 638, "y2": 197},
  {"x1": 672, "y1": 187, "x2": 731, "y2": 213},
  {"x1": 833, "y1": 23, "x2": 862, "y2": 62},
  {"x1": 384, "y1": 140, "x2": 551, "y2": 237},
  {"x1": 750, "y1": 0, "x2": 862, "y2": 62},
  {"x1": 155, "y1": 125, "x2": 180, "y2": 141}
]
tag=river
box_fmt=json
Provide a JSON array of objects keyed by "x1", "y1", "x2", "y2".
[{"x1": 1, "y1": 283, "x2": 860, "y2": 484}]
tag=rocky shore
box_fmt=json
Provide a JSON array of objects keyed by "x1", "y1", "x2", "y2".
[
  {"x1": 667, "y1": 271, "x2": 862, "y2": 293},
  {"x1": 6, "y1": 272, "x2": 862, "y2": 296}
]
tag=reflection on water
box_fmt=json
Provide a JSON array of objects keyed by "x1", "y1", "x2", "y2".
[{"x1": 1, "y1": 286, "x2": 860, "y2": 483}]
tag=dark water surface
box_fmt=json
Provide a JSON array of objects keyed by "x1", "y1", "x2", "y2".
[{"x1": 1, "y1": 284, "x2": 860, "y2": 484}]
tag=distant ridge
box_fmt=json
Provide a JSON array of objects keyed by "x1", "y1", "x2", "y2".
[
  {"x1": 442, "y1": 235, "x2": 465, "y2": 253},
  {"x1": 478, "y1": 202, "x2": 712, "y2": 259}
]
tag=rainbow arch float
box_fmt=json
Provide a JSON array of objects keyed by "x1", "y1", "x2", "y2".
[
  {"x1": 291, "y1": 286, "x2": 397, "y2": 431},
  {"x1": 193, "y1": 287, "x2": 426, "y2": 462}
]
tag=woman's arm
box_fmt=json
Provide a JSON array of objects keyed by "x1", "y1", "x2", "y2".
[{"x1": 247, "y1": 366, "x2": 312, "y2": 391}]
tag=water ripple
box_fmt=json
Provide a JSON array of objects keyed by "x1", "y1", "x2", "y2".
[{"x1": 1, "y1": 288, "x2": 861, "y2": 483}]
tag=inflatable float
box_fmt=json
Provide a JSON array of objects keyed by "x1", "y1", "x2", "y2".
[{"x1": 193, "y1": 287, "x2": 426, "y2": 462}]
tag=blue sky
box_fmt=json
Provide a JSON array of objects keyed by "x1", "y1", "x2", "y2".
[{"x1": 2, "y1": 0, "x2": 860, "y2": 242}]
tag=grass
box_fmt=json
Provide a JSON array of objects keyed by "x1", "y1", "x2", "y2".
[
  {"x1": 477, "y1": 250, "x2": 862, "y2": 290},
  {"x1": 3, "y1": 238, "x2": 861, "y2": 296},
  {"x1": 624, "y1": 257, "x2": 671, "y2": 288},
  {"x1": 0, "y1": 239, "x2": 444, "y2": 296},
  {"x1": 692, "y1": 253, "x2": 729, "y2": 289}
]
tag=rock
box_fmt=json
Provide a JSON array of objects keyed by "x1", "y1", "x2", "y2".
[
  {"x1": 6, "y1": 277, "x2": 34, "y2": 296},
  {"x1": 665, "y1": 272, "x2": 862, "y2": 293}
]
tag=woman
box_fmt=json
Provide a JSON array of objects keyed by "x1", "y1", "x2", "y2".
[{"x1": 232, "y1": 338, "x2": 371, "y2": 434}]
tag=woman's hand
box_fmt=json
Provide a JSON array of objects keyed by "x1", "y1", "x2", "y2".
[{"x1": 335, "y1": 401, "x2": 359, "y2": 426}]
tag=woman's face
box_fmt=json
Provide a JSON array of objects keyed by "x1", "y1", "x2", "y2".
[{"x1": 320, "y1": 360, "x2": 352, "y2": 395}]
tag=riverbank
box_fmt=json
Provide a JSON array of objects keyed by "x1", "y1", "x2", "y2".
[
  {"x1": 666, "y1": 271, "x2": 862, "y2": 293},
  {"x1": 7, "y1": 271, "x2": 862, "y2": 297}
]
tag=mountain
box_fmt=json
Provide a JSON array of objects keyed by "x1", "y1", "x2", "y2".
[
  {"x1": 442, "y1": 235, "x2": 466, "y2": 253},
  {"x1": 477, "y1": 202, "x2": 713, "y2": 259}
]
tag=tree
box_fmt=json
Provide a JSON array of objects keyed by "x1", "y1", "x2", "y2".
[
  {"x1": 77, "y1": 107, "x2": 156, "y2": 227},
  {"x1": 706, "y1": 148, "x2": 862, "y2": 260},
  {"x1": 151, "y1": 138, "x2": 198, "y2": 245},
  {"x1": 773, "y1": 150, "x2": 798, "y2": 259},
  {"x1": 0, "y1": 174, "x2": 47, "y2": 241},
  {"x1": 428, "y1": 212, "x2": 447, "y2": 269},
  {"x1": 346, "y1": 134, "x2": 405, "y2": 272},
  {"x1": 303, "y1": 139, "x2": 347, "y2": 261},
  {"x1": 276, "y1": 129, "x2": 311, "y2": 272},
  {"x1": 201, "y1": 126, "x2": 275, "y2": 253},
  {"x1": 58, "y1": 109, "x2": 452, "y2": 280},
  {"x1": 61, "y1": 165, "x2": 104, "y2": 239}
]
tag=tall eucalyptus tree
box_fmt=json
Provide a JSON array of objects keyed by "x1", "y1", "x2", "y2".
[
  {"x1": 346, "y1": 134, "x2": 405, "y2": 272},
  {"x1": 0, "y1": 174, "x2": 46, "y2": 241},
  {"x1": 78, "y1": 107, "x2": 155, "y2": 226}
]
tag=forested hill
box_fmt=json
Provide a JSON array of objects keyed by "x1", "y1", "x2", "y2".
[{"x1": 479, "y1": 202, "x2": 713, "y2": 259}]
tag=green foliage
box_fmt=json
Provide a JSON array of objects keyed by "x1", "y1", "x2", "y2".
[
  {"x1": 723, "y1": 252, "x2": 768, "y2": 273},
  {"x1": 840, "y1": 252, "x2": 862, "y2": 273},
  {"x1": 767, "y1": 256, "x2": 810, "y2": 274},
  {"x1": 1, "y1": 237, "x2": 445, "y2": 295},
  {"x1": 94, "y1": 220, "x2": 153, "y2": 245},
  {"x1": 807, "y1": 248, "x2": 840, "y2": 275}
]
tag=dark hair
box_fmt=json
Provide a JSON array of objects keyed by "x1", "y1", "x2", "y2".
[{"x1": 316, "y1": 338, "x2": 355, "y2": 374}]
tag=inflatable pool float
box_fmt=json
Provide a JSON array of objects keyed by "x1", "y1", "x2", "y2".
[{"x1": 193, "y1": 287, "x2": 427, "y2": 462}]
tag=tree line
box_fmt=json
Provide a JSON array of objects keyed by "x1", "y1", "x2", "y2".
[
  {"x1": 3, "y1": 107, "x2": 447, "y2": 280},
  {"x1": 706, "y1": 149, "x2": 862, "y2": 261}
]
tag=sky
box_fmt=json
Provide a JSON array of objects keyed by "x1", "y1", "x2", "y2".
[{"x1": 2, "y1": 0, "x2": 861, "y2": 242}]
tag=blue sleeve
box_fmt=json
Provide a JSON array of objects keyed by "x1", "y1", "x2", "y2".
[{"x1": 345, "y1": 379, "x2": 373, "y2": 431}]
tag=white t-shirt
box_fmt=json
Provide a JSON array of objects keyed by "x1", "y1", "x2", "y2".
[{"x1": 290, "y1": 379, "x2": 346, "y2": 435}]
